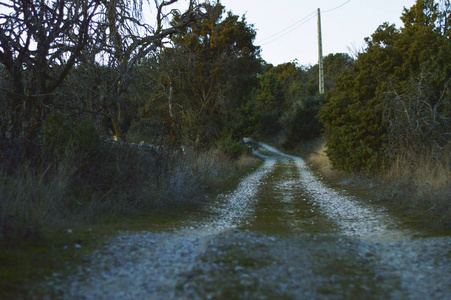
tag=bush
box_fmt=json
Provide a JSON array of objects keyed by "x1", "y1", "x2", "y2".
[
  {"x1": 383, "y1": 75, "x2": 451, "y2": 156},
  {"x1": 41, "y1": 113, "x2": 105, "y2": 159},
  {"x1": 318, "y1": 1, "x2": 451, "y2": 174},
  {"x1": 257, "y1": 110, "x2": 282, "y2": 137},
  {"x1": 217, "y1": 135, "x2": 246, "y2": 160},
  {"x1": 283, "y1": 95, "x2": 323, "y2": 149},
  {"x1": 0, "y1": 147, "x2": 80, "y2": 237}
]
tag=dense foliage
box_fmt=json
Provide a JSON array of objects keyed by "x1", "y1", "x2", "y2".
[
  {"x1": 0, "y1": 0, "x2": 200, "y2": 160},
  {"x1": 318, "y1": 0, "x2": 451, "y2": 173},
  {"x1": 253, "y1": 54, "x2": 352, "y2": 146},
  {"x1": 160, "y1": 1, "x2": 262, "y2": 145},
  {"x1": 0, "y1": 0, "x2": 353, "y2": 161}
]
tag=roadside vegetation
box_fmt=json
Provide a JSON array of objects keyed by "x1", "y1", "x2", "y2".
[
  {"x1": 1, "y1": 1, "x2": 263, "y2": 236},
  {"x1": 316, "y1": 0, "x2": 451, "y2": 229},
  {"x1": 293, "y1": 137, "x2": 450, "y2": 231},
  {"x1": 254, "y1": 0, "x2": 450, "y2": 229},
  {"x1": 0, "y1": 132, "x2": 260, "y2": 297},
  {"x1": 0, "y1": 1, "x2": 262, "y2": 296},
  {"x1": 0, "y1": 0, "x2": 450, "y2": 296}
]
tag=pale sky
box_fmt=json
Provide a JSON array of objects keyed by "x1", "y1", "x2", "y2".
[
  {"x1": 0, "y1": 0, "x2": 419, "y2": 67},
  {"x1": 219, "y1": 0, "x2": 418, "y2": 66}
]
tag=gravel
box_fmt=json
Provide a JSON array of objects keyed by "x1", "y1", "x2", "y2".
[{"x1": 39, "y1": 141, "x2": 451, "y2": 299}]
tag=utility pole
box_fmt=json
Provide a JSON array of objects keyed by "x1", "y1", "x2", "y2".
[{"x1": 317, "y1": 8, "x2": 325, "y2": 95}]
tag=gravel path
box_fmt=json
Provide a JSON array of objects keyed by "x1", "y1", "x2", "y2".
[{"x1": 42, "y1": 141, "x2": 451, "y2": 299}]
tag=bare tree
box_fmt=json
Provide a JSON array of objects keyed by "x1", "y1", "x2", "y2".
[
  {"x1": 86, "y1": 0, "x2": 201, "y2": 141},
  {"x1": 383, "y1": 74, "x2": 451, "y2": 155},
  {"x1": 0, "y1": 0, "x2": 102, "y2": 156},
  {"x1": 0, "y1": 0, "x2": 201, "y2": 157}
]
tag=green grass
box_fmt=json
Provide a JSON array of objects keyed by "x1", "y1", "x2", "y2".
[{"x1": 0, "y1": 225, "x2": 100, "y2": 298}]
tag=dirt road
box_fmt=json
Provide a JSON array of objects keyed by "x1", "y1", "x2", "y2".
[{"x1": 44, "y1": 141, "x2": 451, "y2": 299}]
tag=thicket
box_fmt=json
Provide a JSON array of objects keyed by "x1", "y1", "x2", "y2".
[
  {"x1": 319, "y1": 0, "x2": 451, "y2": 174},
  {"x1": 318, "y1": 0, "x2": 451, "y2": 224},
  {"x1": 1, "y1": 122, "x2": 258, "y2": 240},
  {"x1": 252, "y1": 54, "x2": 352, "y2": 146}
]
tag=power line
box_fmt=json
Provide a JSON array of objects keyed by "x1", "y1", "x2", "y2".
[
  {"x1": 262, "y1": 12, "x2": 316, "y2": 46},
  {"x1": 257, "y1": 0, "x2": 352, "y2": 46},
  {"x1": 262, "y1": 13, "x2": 317, "y2": 46},
  {"x1": 257, "y1": 10, "x2": 317, "y2": 44},
  {"x1": 323, "y1": 0, "x2": 352, "y2": 13}
]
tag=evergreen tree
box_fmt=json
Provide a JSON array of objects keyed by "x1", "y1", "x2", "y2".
[
  {"x1": 318, "y1": 0, "x2": 451, "y2": 173},
  {"x1": 163, "y1": 1, "x2": 261, "y2": 144}
]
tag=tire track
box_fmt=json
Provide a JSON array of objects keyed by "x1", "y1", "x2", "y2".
[
  {"x1": 45, "y1": 150, "x2": 277, "y2": 299},
  {"x1": 41, "y1": 141, "x2": 451, "y2": 299},
  {"x1": 256, "y1": 141, "x2": 410, "y2": 241}
]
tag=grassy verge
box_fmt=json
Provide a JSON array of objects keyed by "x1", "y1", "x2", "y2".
[
  {"x1": 0, "y1": 139, "x2": 261, "y2": 298},
  {"x1": 290, "y1": 137, "x2": 451, "y2": 233}
]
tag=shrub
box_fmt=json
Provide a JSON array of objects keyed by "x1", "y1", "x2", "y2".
[
  {"x1": 0, "y1": 147, "x2": 79, "y2": 237},
  {"x1": 217, "y1": 135, "x2": 246, "y2": 160},
  {"x1": 41, "y1": 113, "x2": 105, "y2": 159},
  {"x1": 257, "y1": 110, "x2": 282, "y2": 137},
  {"x1": 318, "y1": 1, "x2": 451, "y2": 174},
  {"x1": 283, "y1": 95, "x2": 324, "y2": 149},
  {"x1": 383, "y1": 75, "x2": 451, "y2": 156}
]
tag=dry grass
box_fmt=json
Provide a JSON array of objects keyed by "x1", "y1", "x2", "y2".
[
  {"x1": 0, "y1": 139, "x2": 261, "y2": 240},
  {"x1": 148, "y1": 149, "x2": 227, "y2": 206},
  {"x1": 0, "y1": 139, "x2": 261, "y2": 298},
  {"x1": 0, "y1": 144, "x2": 82, "y2": 238},
  {"x1": 291, "y1": 137, "x2": 348, "y2": 183},
  {"x1": 293, "y1": 138, "x2": 451, "y2": 229},
  {"x1": 382, "y1": 145, "x2": 451, "y2": 225},
  {"x1": 236, "y1": 152, "x2": 261, "y2": 171},
  {"x1": 166, "y1": 149, "x2": 261, "y2": 200}
]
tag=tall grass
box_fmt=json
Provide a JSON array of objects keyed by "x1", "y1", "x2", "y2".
[
  {"x1": 0, "y1": 144, "x2": 81, "y2": 238},
  {"x1": 382, "y1": 145, "x2": 451, "y2": 225},
  {"x1": 298, "y1": 138, "x2": 451, "y2": 228},
  {"x1": 290, "y1": 137, "x2": 347, "y2": 182},
  {"x1": 0, "y1": 137, "x2": 260, "y2": 241},
  {"x1": 150, "y1": 148, "x2": 259, "y2": 205}
]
